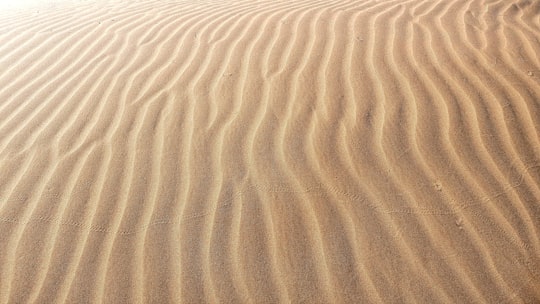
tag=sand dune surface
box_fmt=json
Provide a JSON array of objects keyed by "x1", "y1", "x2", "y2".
[{"x1": 0, "y1": 0, "x2": 539, "y2": 303}]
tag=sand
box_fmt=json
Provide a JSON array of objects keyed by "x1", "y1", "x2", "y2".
[{"x1": 0, "y1": 0, "x2": 539, "y2": 302}]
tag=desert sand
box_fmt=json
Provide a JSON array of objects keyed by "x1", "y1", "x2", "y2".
[{"x1": 0, "y1": 0, "x2": 539, "y2": 303}]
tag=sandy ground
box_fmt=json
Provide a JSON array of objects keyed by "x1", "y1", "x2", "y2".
[{"x1": 0, "y1": 0, "x2": 539, "y2": 303}]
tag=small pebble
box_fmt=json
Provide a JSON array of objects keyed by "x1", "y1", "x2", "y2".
[
  {"x1": 455, "y1": 218, "x2": 464, "y2": 230},
  {"x1": 528, "y1": 71, "x2": 534, "y2": 76}
]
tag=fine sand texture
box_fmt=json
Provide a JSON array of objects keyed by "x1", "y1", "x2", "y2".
[{"x1": 0, "y1": 0, "x2": 539, "y2": 303}]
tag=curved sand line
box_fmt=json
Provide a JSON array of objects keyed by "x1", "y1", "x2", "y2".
[{"x1": 0, "y1": 0, "x2": 539, "y2": 303}]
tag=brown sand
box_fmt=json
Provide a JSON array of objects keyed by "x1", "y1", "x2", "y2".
[{"x1": 0, "y1": 0, "x2": 539, "y2": 303}]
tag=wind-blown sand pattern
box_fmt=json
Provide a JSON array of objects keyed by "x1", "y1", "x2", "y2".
[{"x1": 0, "y1": 0, "x2": 539, "y2": 302}]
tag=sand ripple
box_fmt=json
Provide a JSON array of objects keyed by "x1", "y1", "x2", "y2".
[{"x1": 0, "y1": 0, "x2": 539, "y2": 302}]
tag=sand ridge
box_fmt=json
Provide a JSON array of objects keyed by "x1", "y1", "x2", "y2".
[{"x1": 0, "y1": 0, "x2": 539, "y2": 302}]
